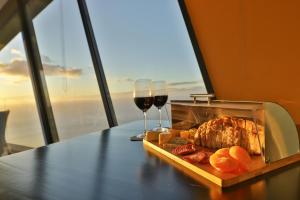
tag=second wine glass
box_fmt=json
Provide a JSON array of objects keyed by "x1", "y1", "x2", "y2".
[{"x1": 152, "y1": 81, "x2": 168, "y2": 132}]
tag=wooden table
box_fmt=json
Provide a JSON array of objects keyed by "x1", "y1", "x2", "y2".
[{"x1": 0, "y1": 121, "x2": 299, "y2": 200}]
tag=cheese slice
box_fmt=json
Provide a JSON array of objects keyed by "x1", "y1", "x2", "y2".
[
  {"x1": 145, "y1": 131, "x2": 160, "y2": 142},
  {"x1": 180, "y1": 130, "x2": 190, "y2": 139},
  {"x1": 169, "y1": 129, "x2": 181, "y2": 137},
  {"x1": 159, "y1": 133, "x2": 173, "y2": 145},
  {"x1": 169, "y1": 137, "x2": 189, "y2": 145}
]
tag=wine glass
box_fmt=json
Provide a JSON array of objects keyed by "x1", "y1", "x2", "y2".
[
  {"x1": 131, "y1": 79, "x2": 154, "y2": 141},
  {"x1": 152, "y1": 81, "x2": 168, "y2": 132}
]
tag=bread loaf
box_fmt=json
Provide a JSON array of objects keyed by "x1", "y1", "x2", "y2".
[{"x1": 194, "y1": 116, "x2": 264, "y2": 154}]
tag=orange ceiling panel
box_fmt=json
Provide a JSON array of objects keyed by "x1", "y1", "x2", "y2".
[{"x1": 185, "y1": 0, "x2": 300, "y2": 124}]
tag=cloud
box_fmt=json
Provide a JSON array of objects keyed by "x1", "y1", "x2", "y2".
[
  {"x1": 117, "y1": 77, "x2": 134, "y2": 82},
  {"x1": 43, "y1": 63, "x2": 82, "y2": 78},
  {"x1": 10, "y1": 48, "x2": 53, "y2": 64},
  {"x1": 0, "y1": 60, "x2": 82, "y2": 83},
  {"x1": 10, "y1": 48, "x2": 25, "y2": 62},
  {"x1": 10, "y1": 48, "x2": 23, "y2": 57},
  {"x1": 168, "y1": 81, "x2": 201, "y2": 86},
  {"x1": 108, "y1": 77, "x2": 134, "y2": 83}
]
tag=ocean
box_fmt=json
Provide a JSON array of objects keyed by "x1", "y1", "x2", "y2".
[{"x1": 2, "y1": 87, "x2": 205, "y2": 148}]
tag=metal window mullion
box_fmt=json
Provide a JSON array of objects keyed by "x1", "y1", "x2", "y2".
[
  {"x1": 17, "y1": 0, "x2": 59, "y2": 144},
  {"x1": 77, "y1": 0, "x2": 118, "y2": 127},
  {"x1": 177, "y1": 0, "x2": 214, "y2": 94}
]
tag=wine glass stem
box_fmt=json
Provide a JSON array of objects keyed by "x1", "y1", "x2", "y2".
[
  {"x1": 143, "y1": 111, "x2": 147, "y2": 134},
  {"x1": 158, "y1": 108, "x2": 162, "y2": 128}
]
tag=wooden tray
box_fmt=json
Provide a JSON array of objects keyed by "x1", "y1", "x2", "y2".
[{"x1": 143, "y1": 139, "x2": 300, "y2": 187}]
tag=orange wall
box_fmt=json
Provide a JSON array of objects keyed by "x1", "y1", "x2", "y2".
[{"x1": 185, "y1": 0, "x2": 300, "y2": 125}]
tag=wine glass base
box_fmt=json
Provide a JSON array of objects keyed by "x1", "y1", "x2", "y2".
[{"x1": 152, "y1": 127, "x2": 169, "y2": 132}]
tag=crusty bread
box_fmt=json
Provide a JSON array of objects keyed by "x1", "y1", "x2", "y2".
[{"x1": 194, "y1": 116, "x2": 264, "y2": 154}]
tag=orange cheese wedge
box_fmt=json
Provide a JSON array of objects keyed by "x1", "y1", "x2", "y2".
[
  {"x1": 209, "y1": 146, "x2": 252, "y2": 173},
  {"x1": 209, "y1": 153, "x2": 239, "y2": 173},
  {"x1": 229, "y1": 146, "x2": 252, "y2": 171}
]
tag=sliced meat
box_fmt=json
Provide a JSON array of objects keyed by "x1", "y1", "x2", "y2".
[
  {"x1": 183, "y1": 151, "x2": 206, "y2": 163},
  {"x1": 201, "y1": 152, "x2": 214, "y2": 164},
  {"x1": 171, "y1": 144, "x2": 196, "y2": 155}
]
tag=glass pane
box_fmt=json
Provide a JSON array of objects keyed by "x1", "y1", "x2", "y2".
[
  {"x1": 30, "y1": 0, "x2": 109, "y2": 140},
  {"x1": 86, "y1": 0, "x2": 207, "y2": 125},
  {"x1": 0, "y1": 33, "x2": 44, "y2": 151}
]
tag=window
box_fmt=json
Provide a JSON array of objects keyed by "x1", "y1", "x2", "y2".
[
  {"x1": 0, "y1": 33, "x2": 44, "y2": 149},
  {"x1": 86, "y1": 0, "x2": 207, "y2": 124},
  {"x1": 0, "y1": 0, "x2": 209, "y2": 148},
  {"x1": 31, "y1": 0, "x2": 109, "y2": 140}
]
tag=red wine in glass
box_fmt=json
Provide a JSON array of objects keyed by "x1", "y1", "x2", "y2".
[
  {"x1": 153, "y1": 95, "x2": 168, "y2": 109},
  {"x1": 131, "y1": 79, "x2": 153, "y2": 141},
  {"x1": 134, "y1": 97, "x2": 154, "y2": 112},
  {"x1": 152, "y1": 81, "x2": 168, "y2": 131}
]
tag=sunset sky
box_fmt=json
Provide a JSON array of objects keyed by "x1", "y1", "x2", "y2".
[{"x1": 0, "y1": 0, "x2": 205, "y2": 104}]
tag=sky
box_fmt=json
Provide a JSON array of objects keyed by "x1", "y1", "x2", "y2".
[{"x1": 0, "y1": 0, "x2": 205, "y2": 103}]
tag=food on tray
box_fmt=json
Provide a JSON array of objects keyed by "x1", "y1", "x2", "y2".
[
  {"x1": 194, "y1": 116, "x2": 263, "y2": 154},
  {"x1": 183, "y1": 151, "x2": 206, "y2": 163},
  {"x1": 209, "y1": 152, "x2": 239, "y2": 173},
  {"x1": 162, "y1": 143, "x2": 181, "y2": 149},
  {"x1": 169, "y1": 129, "x2": 181, "y2": 137},
  {"x1": 172, "y1": 144, "x2": 196, "y2": 155},
  {"x1": 180, "y1": 128, "x2": 197, "y2": 139},
  {"x1": 182, "y1": 150, "x2": 213, "y2": 164},
  {"x1": 169, "y1": 137, "x2": 189, "y2": 145},
  {"x1": 209, "y1": 146, "x2": 251, "y2": 173},
  {"x1": 159, "y1": 133, "x2": 174, "y2": 145},
  {"x1": 215, "y1": 148, "x2": 230, "y2": 157},
  {"x1": 144, "y1": 116, "x2": 260, "y2": 175},
  {"x1": 145, "y1": 131, "x2": 160, "y2": 141},
  {"x1": 229, "y1": 146, "x2": 251, "y2": 170},
  {"x1": 201, "y1": 151, "x2": 213, "y2": 164},
  {"x1": 160, "y1": 133, "x2": 189, "y2": 147}
]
